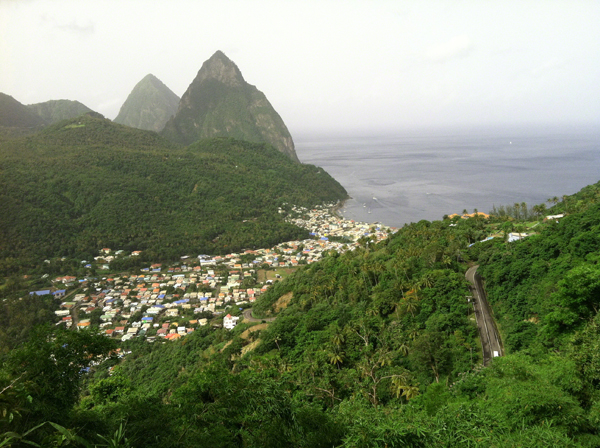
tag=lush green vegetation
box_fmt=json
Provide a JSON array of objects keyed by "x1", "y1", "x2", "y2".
[
  {"x1": 476, "y1": 185, "x2": 600, "y2": 353},
  {"x1": 7, "y1": 185, "x2": 600, "y2": 445},
  {"x1": 0, "y1": 114, "x2": 347, "y2": 275},
  {"x1": 4, "y1": 112, "x2": 600, "y2": 445}
]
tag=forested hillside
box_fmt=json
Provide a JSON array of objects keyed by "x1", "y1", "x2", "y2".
[
  {"x1": 4, "y1": 133, "x2": 600, "y2": 445},
  {"x1": 0, "y1": 114, "x2": 347, "y2": 273},
  {"x1": 6, "y1": 179, "x2": 600, "y2": 446}
]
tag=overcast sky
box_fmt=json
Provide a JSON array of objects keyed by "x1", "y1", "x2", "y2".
[{"x1": 1, "y1": 0, "x2": 599, "y2": 136}]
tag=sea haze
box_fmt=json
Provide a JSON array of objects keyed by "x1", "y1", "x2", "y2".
[{"x1": 296, "y1": 125, "x2": 600, "y2": 228}]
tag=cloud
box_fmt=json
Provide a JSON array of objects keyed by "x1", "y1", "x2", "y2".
[
  {"x1": 95, "y1": 97, "x2": 123, "y2": 117},
  {"x1": 56, "y1": 20, "x2": 95, "y2": 36},
  {"x1": 531, "y1": 58, "x2": 569, "y2": 78},
  {"x1": 426, "y1": 35, "x2": 473, "y2": 62}
]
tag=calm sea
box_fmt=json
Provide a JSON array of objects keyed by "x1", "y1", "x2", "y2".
[{"x1": 296, "y1": 125, "x2": 600, "y2": 228}]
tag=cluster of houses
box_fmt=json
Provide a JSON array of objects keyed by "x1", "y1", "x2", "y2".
[
  {"x1": 49, "y1": 264, "x2": 268, "y2": 341},
  {"x1": 30, "y1": 204, "x2": 395, "y2": 342}
]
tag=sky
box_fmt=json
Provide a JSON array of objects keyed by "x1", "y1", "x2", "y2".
[{"x1": 1, "y1": 0, "x2": 600, "y2": 136}]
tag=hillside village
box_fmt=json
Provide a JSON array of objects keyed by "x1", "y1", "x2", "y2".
[{"x1": 29, "y1": 204, "x2": 396, "y2": 342}]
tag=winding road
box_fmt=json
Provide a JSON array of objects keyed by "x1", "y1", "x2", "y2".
[
  {"x1": 466, "y1": 265, "x2": 503, "y2": 366},
  {"x1": 242, "y1": 308, "x2": 276, "y2": 323}
]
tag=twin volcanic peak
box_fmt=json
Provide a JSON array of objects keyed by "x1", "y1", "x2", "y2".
[
  {"x1": 114, "y1": 74, "x2": 180, "y2": 132},
  {"x1": 161, "y1": 51, "x2": 299, "y2": 162}
]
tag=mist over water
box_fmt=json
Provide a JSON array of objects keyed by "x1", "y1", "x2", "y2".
[{"x1": 296, "y1": 126, "x2": 600, "y2": 228}]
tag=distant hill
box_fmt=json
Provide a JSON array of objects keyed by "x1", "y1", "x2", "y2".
[
  {"x1": 162, "y1": 51, "x2": 299, "y2": 162},
  {"x1": 0, "y1": 114, "x2": 346, "y2": 265},
  {"x1": 114, "y1": 74, "x2": 180, "y2": 132},
  {"x1": 0, "y1": 93, "x2": 46, "y2": 128},
  {"x1": 27, "y1": 99, "x2": 94, "y2": 125}
]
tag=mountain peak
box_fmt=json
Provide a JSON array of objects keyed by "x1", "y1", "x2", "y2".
[
  {"x1": 194, "y1": 50, "x2": 245, "y2": 88},
  {"x1": 114, "y1": 74, "x2": 180, "y2": 132},
  {"x1": 162, "y1": 51, "x2": 299, "y2": 162},
  {"x1": 26, "y1": 99, "x2": 94, "y2": 125},
  {"x1": 0, "y1": 93, "x2": 46, "y2": 128}
]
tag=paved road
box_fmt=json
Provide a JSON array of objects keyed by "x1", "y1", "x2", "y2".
[
  {"x1": 242, "y1": 309, "x2": 276, "y2": 323},
  {"x1": 466, "y1": 265, "x2": 503, "y2": 366}
]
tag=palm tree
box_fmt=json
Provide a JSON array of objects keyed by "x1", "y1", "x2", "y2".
[
  {"x1": 328, "y1": 350, "x2": 344, "y2": 369},
  {"x1": 398, "y1": 341, "x2": 409, "y2": 356},
  {"x1": 331, "y1": 331, "x2": 345, "y2": 347}
]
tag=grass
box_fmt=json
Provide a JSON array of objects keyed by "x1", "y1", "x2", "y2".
[{"x1": 256, "y1": 267, "x2": 298, "y2": 283}]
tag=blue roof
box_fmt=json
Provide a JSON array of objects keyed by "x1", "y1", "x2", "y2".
[
  {"x1": 29, "y1": 290, "x2": 51, "y2": 296},
  {"x1": 157, "y1": 294, "x2": 165, "y2": 299},
  {"x1": 320, "y1": 237, "x2": 328, "y2": 241},
  {"x1": 142, "y1": 317, "x2": 153, "y2": 321}
]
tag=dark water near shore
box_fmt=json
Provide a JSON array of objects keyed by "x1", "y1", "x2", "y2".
[{"x1": 296, "y1": 126, "x2": 600, "y2": 228}]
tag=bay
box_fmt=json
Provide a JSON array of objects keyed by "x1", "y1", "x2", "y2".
[{"x1": 296, "y1": 125, "x2": 600, "y2": 228}]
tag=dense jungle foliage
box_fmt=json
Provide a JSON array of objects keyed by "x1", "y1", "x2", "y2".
[
  {"x1": 0, "y1": 114, "x2": 347, "y2": 274},
  {"x1": 6, "y1": 180, "x2": 600, "y2": 446}
]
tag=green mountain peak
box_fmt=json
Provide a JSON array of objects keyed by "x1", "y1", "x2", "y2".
[
  {"x1": 114, "y1": 74, "x2": 180, "y2": 132},
  {"x1": 162, "y1": 51, "x2": 299, "y2": 162},
  {"x1": 0, "y1": 93, "x2": 46, "y2": 128},
  {"x1": 26, "y1": 99, "x2": 94, "y2": 125}
]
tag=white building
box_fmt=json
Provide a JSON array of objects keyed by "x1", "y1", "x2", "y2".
[{"x1": 223, "y1": 314, "x2": 240, "y2": 330}]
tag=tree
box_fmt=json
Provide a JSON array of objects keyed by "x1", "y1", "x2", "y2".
[{"x1": 6, "y1": 325, "x2": 116, "y2": 426}]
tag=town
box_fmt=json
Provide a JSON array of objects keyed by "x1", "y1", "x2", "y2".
[{"x1": 29, "y1": 204, "x2": 396, "y2": 341}]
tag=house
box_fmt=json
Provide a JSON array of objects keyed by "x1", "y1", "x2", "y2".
[
  {"x1": 29, "y1": 290, "x2": 51, "y2": 297},
  {"x1": 223, "y1": 314, "x2": 240, "y2": 330},
  {"x1": 508, "y1": 232, "x2": 530, "y2": 243},
  {"x1": 165, "y1": 333, "x2": 182, "y2": 341}
]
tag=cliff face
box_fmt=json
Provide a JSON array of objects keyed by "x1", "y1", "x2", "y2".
[
  {"x1": 162, "y1": 51, "x2": 299, "y2": 162},
  {"x1": 114, "y1": 74, "x2": 180, "y2": 132}
]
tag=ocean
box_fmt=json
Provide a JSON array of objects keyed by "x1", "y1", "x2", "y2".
[{"x1": 295, "y1": 125, "x2": 600, "y2": 228}]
